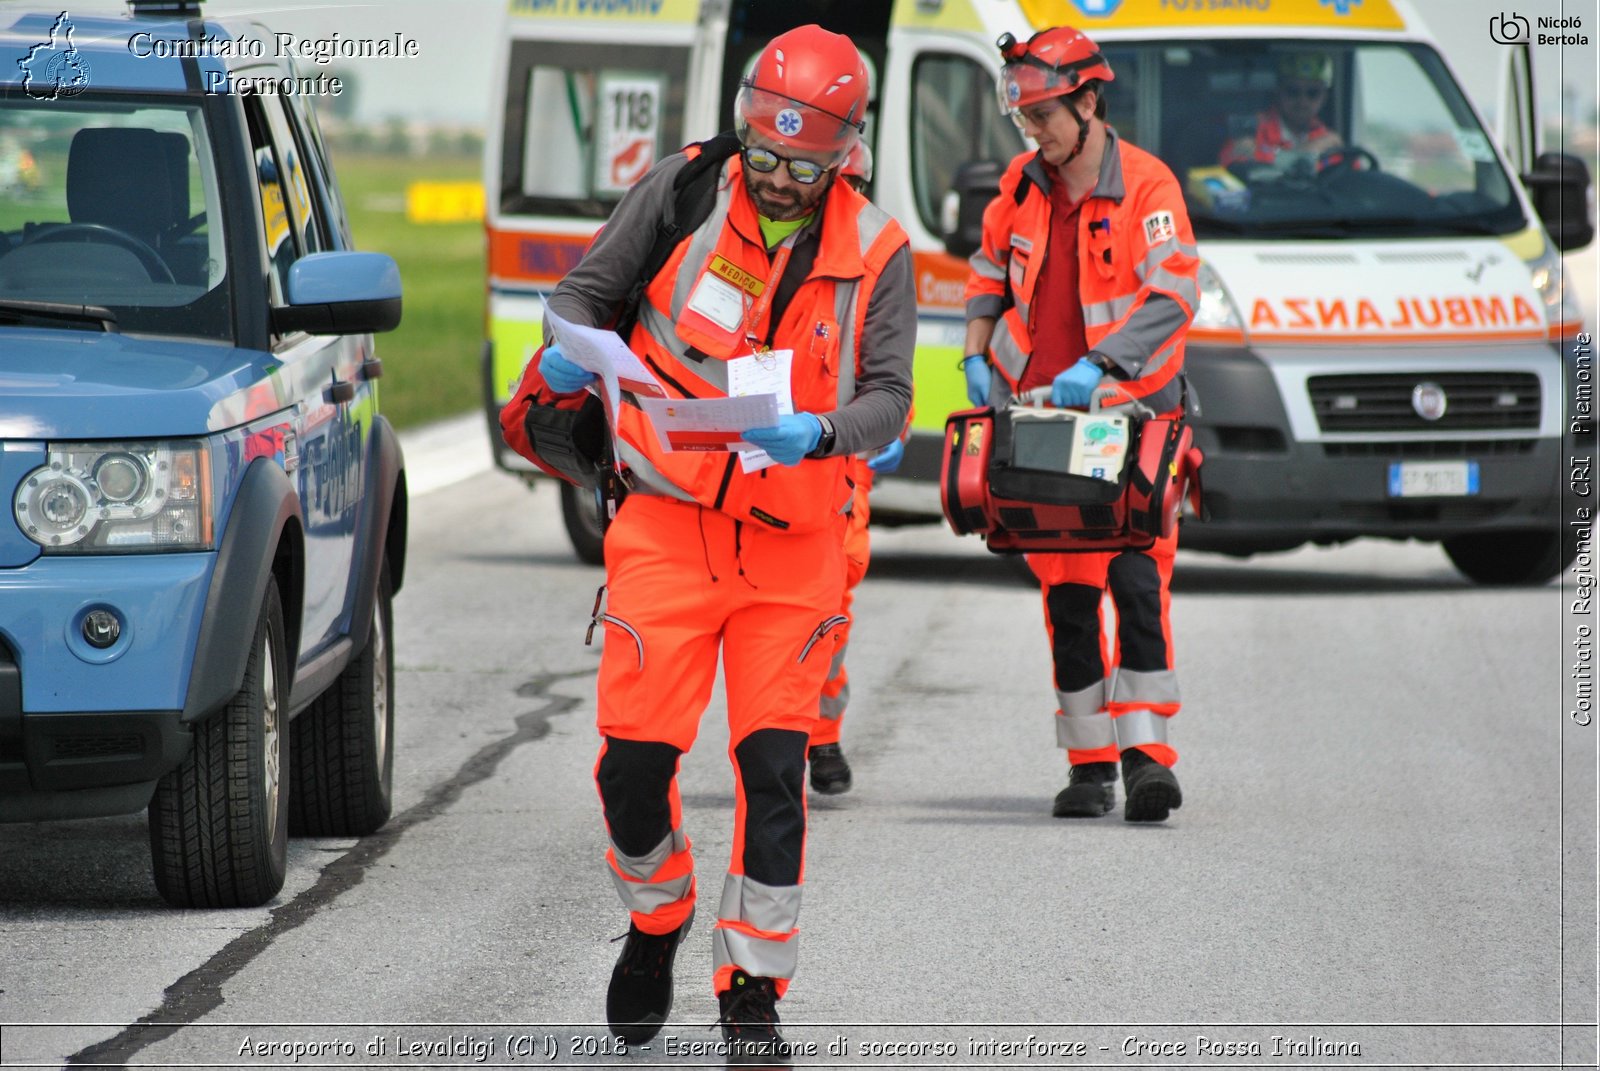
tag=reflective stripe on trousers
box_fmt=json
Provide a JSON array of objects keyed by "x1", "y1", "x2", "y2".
[
  {"x1": 1054, "y1": 679, "x2": 1112, "y2": 753},
  {"x1": 711, "y1": 873, "x2": 803, "y2": 994},
  {"x1": 1031, "y1": 529, "x2": 1181, "y2": 766},
  {"x1": 608, "y1": 828, "x2": 696, "y2": 927}
]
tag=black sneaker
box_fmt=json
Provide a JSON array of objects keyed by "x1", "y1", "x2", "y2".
[
  {"x1": 807, "y1": 743, "x2": 853, "y2": 795},
  {"x1": 1122, "y1": 749, "x2": 1182, "y2": 823},
  {"x1": 1051, "y1": 761, "x2": 1117, "y2": 817},
  {"x1": 717, "y1": 970, "x2": 790, "y2": 1065},
  {"x1": 606, "y1": 918, "x2": 689, "y2": 1044}
]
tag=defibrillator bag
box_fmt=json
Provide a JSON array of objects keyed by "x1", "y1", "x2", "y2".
[{"x1": 940, "y1": 402, "x2": 1202, "y2": 553}]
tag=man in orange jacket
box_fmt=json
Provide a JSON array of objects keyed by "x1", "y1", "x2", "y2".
[
  {"x1": 1220, "y1": 51, "x2": 1343, "y2": 167},
  {"x1": 527, "y1": 25, "x2": 914, "y2": 1062},
  {"x1": 962, "y1": 24, "x2": 1199, "y2": 823}
]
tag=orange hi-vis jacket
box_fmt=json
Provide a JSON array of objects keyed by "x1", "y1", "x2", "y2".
[
  {"x1": 965, "y1": 130, "x2": 1199, "y2": 414},
  {"x1": 1219, "y1": 108, "x2": 1334, "y2": 166},
  {"x1": 615, "y1": 152, "x2": 909, "y2": 534}
]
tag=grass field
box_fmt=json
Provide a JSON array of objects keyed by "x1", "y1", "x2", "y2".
[{"x1": 331, "y1": 150, "x2": 485, "y2": 430}]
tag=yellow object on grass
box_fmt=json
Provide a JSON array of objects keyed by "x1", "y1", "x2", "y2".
[{"x1": 406, "y1": 182, "x2": 485, "y2": 224}]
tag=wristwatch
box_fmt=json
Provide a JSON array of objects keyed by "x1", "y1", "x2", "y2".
[
  {"x1": 1087, "y1": 351, "x2": 1116, "y2": 374},
  {"x1": 808, "y1": 414, "x2": 837, "y2": 459}
]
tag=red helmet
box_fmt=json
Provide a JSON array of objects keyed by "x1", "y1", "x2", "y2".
[
  {"x1": 735, "y1": 24, "x2": 868, "y2": 162},
  {"x1": 997, "y1": 25, "x2": 1114, "y2": 115},
  {"x1": 841, "y1": 140, "x2": 873, "y2": 184}
]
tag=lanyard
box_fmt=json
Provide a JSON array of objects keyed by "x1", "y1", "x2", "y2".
[{"x1": 742, "y1": 231, "x2": 799, "y2": 356}]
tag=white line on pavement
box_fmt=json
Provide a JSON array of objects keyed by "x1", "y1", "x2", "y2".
[{"x1": 397, "y1": 411, "x2": 494, "y2": 496}]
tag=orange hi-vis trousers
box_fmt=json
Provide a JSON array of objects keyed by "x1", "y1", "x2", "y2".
[
  {"x1": 593, "y1": 495, "x2": 847, "y2": 998},
  {"x1": 1028, "y1": 526, "x2": 1180, "y2": 768},
  {"x1": 810, "y1": 465, "x2": 874, "y2": 747}
]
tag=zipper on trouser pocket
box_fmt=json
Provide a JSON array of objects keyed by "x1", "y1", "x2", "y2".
[{"x1": 797, "y1": 614, "x2": 849, "y2": 663}]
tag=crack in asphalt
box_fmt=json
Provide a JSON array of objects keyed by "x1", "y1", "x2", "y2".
[{"x1": 65, "y1": 670, "x2": 589, "y2": 1069}]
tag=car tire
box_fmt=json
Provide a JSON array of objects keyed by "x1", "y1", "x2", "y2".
[
  {"x1": 289, "y1": 562, "x2": 395, "y2": 837},
  {"x1": 149, "y1": 578, "x2": 289, "y2": 908},
  {"x1": 560, "y1": 479, "x2": 606, "y2": 566},
  {"x1": 1442, "y1": 527, "x2": 1580, "y2": 586}
]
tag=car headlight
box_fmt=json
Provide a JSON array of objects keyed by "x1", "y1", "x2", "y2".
[
  {"x1": 1193, "y1": 260, "x2": 1244, "y2": 333},
  {"x1": 1526, "y1": 240, "x2": 1584, "y2": 334},
  {"x1": 13, "y1": 441, "x2": 213, "y2": 552}
]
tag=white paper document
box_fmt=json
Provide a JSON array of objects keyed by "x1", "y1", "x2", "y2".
[
  {"x1": 543, "y1": 307, "x2": 666, "y2": 412},
  {"x1": 638, "y1": 394, "x2": 781, "y2": 454},
  {"x1": 726, "y1": 350, "x2": 794, "y2": 472}
]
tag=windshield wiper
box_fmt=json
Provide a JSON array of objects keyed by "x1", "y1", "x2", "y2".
[
  {"x1": 0, "y1": 299, "x2": 119, "y2": 332},
  {"x1": 1189, "y1": 213, "x2": 1254, "y2": 234},
  {"x1": 1229, "y1": 215, "x2": 1514, "y2": 238},
  {"x1": 1188, "y1": 216, "x2": 1413, "y2": 238},
  {"x1": 1414, "y1": 216, "x2": 1513, "y2": 236}
]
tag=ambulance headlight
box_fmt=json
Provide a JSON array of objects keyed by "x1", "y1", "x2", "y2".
[
  {"x1": 13, "y1": 441, "x2": 213, "y2": 552},
  {"x1": 1193, "y1": 260, "x2": 1244, "y2": 333},
  {"x1": 1526, "y1": 241, "x2": 1583, "y2": 333}
]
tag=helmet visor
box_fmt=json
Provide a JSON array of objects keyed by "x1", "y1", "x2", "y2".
[
  {"x1": 735, "y1": 83, "x2": 862, "y2": 161},
  {"x1": 998, "y1": 57, "x2": 1075, "y2": 115}
]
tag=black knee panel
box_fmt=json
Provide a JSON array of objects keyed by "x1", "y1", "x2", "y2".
[
  {"x1": 1045, "y1": 582, "x2": 1105, "y2": 691},
  {"x1": 732, "y1": 728, "x2": 808, "y2": 887},
  {"x1": 1107, "y1": 551, "x2": 1167, "y2": 671},
  {"x1": 597, "y1": 736, "x2": 683, "y2": 858}
]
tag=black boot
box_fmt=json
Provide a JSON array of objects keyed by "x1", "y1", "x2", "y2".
[
  {"x1": 717, "y1": 969, "x2": 790, "y2": 1065},
  {"x1": 606, "y1": 918, "x2": 689, "y2": 1044},
  {"x1": 1122, "y1": 749, "x2": 1182, "y2": 823},
  {"x1": 1051, "y1": 761, "x2": 1117, "y2": 817},
  {"x1": 807, "y1": 743, "x2": 853, "y2": 795}
]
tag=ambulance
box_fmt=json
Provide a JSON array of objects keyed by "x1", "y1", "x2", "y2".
[{"x1": 481, "y1": 0, "x2": 1591, "y2": 584}]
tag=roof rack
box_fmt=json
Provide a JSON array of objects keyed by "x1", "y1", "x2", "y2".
[{"x1": 126, "y1": 1, "x2": 203, "y2": 16}]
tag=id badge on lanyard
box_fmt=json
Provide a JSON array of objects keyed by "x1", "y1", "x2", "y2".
[{"x1": 680, "y1": 233, "x2": 797, "y2": 359}]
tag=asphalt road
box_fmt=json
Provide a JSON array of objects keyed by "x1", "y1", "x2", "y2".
[{"x1": 0, "y1": 458, "x2": 1592, "y2": 1070}]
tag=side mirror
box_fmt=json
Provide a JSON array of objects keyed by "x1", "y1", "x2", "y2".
[
  {"x1": 274, "y1": 251, "x2": 403, "y2": 335},
  {"x1": 1523, "y1": 151, "x2": 1595, "y2": 252},
  {"x1": 940, "y1": 160, "x2": 1004, "y2": 260}
]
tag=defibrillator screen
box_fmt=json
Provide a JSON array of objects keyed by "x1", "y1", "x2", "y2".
[{"x1": 1009, "y1": 420, "x2": 1076, "y2": 475}]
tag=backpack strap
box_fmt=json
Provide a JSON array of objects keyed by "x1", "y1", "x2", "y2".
[{"x1": 613, "y1": 131, "x2": 743, "y2": 339}]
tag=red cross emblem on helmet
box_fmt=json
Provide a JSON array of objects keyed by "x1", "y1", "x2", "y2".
[
  {"x1": 735, "y1": 24, "x2": 868, "y2": 162},
  {"x1": 996, "y1": 25, "x2": 1114, "y2": 116}
]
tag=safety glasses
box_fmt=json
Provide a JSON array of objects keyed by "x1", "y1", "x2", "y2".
[
  {"x1": 1280, "y1": 82, "x2": 1327, "y2": 100},
  {"x1": 742, "y1": 145, "x2": 831, "y2": 185},
  {"x1": 1010, "y1": 100, "x2": 1066, "y2": 130}
]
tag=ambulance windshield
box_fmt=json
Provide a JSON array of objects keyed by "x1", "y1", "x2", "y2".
[{"x1": 1102, "y1": 40, "x2": 1525, "y2": 240}]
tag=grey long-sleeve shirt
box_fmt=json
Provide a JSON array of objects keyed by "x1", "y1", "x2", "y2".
[{"x1": 544, "y1": 152, "x2": 915, "y2": 458}]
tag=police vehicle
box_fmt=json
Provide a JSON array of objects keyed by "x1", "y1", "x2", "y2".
[{"x1": 0, "y1": 1, "x2": 407, "y2": 907}]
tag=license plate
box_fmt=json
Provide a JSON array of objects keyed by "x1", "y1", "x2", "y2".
[{"x1": 1387, "y1": 460, "x2": 1480, "y2": 498}]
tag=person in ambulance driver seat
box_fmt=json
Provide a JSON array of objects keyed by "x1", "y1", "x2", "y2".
[
  {"x1": 536, "y1": 24, "x2": 914, "y2": 1063},
  {"x1": 1219, "y1": 51, "x2": 1344, "y2": 169},
  {"x1": 806, "y1": 139, "x2": 910, "y2": 797},
  {"x1": 960, "y1": 25, "x2": 1199, "y2": 823}
]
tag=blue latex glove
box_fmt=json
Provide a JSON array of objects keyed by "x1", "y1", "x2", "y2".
[
  {"x1": 1050, "y1": 357, "x2": 1104, "y2": 408},
  {"x1": 742, "y1": 413, "x2": 822, "y2": 466},
  {"x1": 540, "y1": 341, "x2": 596, "y2": 394},
  {"x1": 962, "y1": 355, "x2": 990, "y2": 407},
  {"x1": 866, "y1": 436, "x2": 905, "y2": 474}
]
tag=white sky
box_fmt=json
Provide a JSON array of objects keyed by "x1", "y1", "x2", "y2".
[{"x1": 16, "y1": 0, "x2": 1599, "y2": 130}]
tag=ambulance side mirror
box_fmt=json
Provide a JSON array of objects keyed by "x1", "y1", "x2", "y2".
[
  {"x1": 940, "y1": 160, "x2": 1004, "y2": 259},
  {"x1": 1523, "y1": 151, "x2": 1595, "y2": 252}
]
